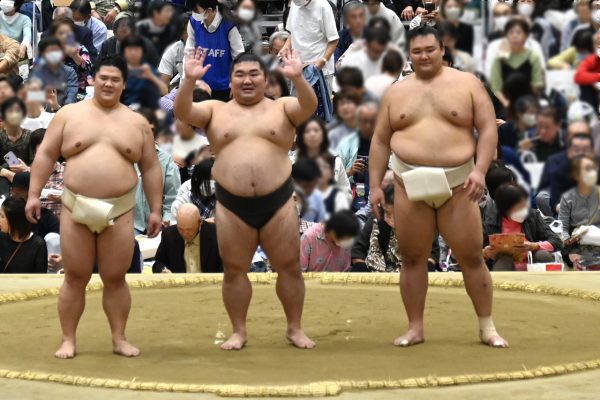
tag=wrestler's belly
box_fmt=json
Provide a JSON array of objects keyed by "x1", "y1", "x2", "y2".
[
  {"x1": 390, "y1": 122, "x2": 476, "y2": 168},
  {"x1": 63, "y1": 146, "x2": 139, "y2": 198},
  {"x1": 212, "y1": 137, "x2": 292, "y2": 197}
]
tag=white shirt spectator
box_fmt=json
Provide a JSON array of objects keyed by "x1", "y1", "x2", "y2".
[
  {"x1": 158, "y1": 40, "x2": 185, "y2": 86},
  {"x1": 366, "y1": 4, "x2": 406, "y2": 48},
  {"x1": 339, "y1": 48, "x2": 383, "y2": 81},
  {"x1": 173, "y1": 133, "x2": 209, "y2": 160},
  {"x1": 484, "y1": 37, "x2": 546, "y2": 79},
  {"x1": 22, "y1": 111, "x2": 55, "y2": 131},
  {"x1": 286, "y1": 0, "x2": 339, "y2": 76},
  {"x1": 365, "y1": 74, "x2": 396, "y2": 99}
]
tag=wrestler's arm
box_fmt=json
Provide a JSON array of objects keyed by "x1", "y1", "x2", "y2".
[
  {"x1": 173, "y1": 76, "x2": 216, "y2": 130},
  {"x1": 138, "y1": 121, "x2": 165, "y2": 236},
  {"x1": 28, "y1": 109, "x2": 65, "y2": 199},
  {"x1": 471, "y1": 75, "x2": 498, "y2": 176}
]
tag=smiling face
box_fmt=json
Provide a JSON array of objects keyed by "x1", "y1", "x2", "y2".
[
  {"x1": 409, "y1": 34, "x2": 444, "y2": 79},
  {"x1": 230, "y1": 61, "x2": 267, "y2": 105},
  {"x1": 93, "y1": 66, "x2": 126, "y2": 107}
]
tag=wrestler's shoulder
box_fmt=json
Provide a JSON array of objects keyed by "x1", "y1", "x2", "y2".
[{"x1": 444, "y1": 67, "x2": 482, "y2": 86}]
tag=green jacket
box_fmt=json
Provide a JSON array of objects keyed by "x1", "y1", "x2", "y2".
[{"x1": 134, "y1": 145, "x2": 181, "y2": 233}]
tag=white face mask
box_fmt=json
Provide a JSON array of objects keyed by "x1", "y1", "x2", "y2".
[
  {"x1": 191, "y1": 11, "x2": 205, "y2": 23},
  {"x1": 593, "y1": 9, "x2": 600, "y2": 24},
  {"x1": 292, "y1": 0, "x2": 308, "y2": 7},
  {"x1": 74, "y1": 20, "x2": 85, "y2": 26},
  {"x1": 583, "y1": 170, "x2": 598, "y2": 187},
  {"x1": 336, "y1": 238, "x2": 355, "y2": 249},
  {"x1": 521, "y1": 113, "x2": 537, "y2": 127},
  {"x1": 517, "y1": 3, "x2": 534, "y2": 17},
  {"x1": 445, "y1": 7, "x2": 461, "y2": 22},
  {"x1": 237, "y1": 8, "x2": 255, "y2": 22},
  {"x1": 45, "y1": 50, "x2": 64, "y2": 65},
  {"x1": 0, "y1": 0, "x2": 14, "y2": 14},
  {"x1": 494, "y1": 16, "x2": 509, "y2": 32},
  {"x1": 509, "y1": 207, "x2": 529, "y2": 223}
]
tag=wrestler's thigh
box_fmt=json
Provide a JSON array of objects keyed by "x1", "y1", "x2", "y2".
[
  {"x1": 60, "y1": 207, "x2": 95, "y2": 280},
  {"x1": 96, "y1": 209, "x2": 135, "y2": 280},
  {"x1": 259, "y1": 197, "x2": 299, "y2": 271},
  {"x1": 215, "y1": 202, "x2": 259, "y2": 271},
  {"x1": 394, "y1": 181, "x2": 437, "y2": 262},
  {"x1": 436, "y1": 188, "x2": 484, "y2": 263}
]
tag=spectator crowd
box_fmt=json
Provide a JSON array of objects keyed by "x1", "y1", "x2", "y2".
[{"x1": 2, "y1": 0, "x2": 600, "y2": 274}]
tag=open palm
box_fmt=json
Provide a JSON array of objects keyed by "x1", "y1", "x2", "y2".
[
  {"x1": 184, "y1": 47, "x2": 212, "y2": 80},
  {"x1": 279, "y1": 48, "x2": 303, "y2": 79}
]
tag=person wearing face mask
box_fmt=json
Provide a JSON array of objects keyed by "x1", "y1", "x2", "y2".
[
  {"x1": 234, "y1": 0, "x2": 261, "y2": 55},
  {"x1": 498, "y1": 95, "x2": 539, "y2": 149},
  {"x1": 70, "y1": 0, "x2": 107, "y2": 55},
  {"x1": 488, "y1": 1, "x2": 513, "y2": 42},
  {"x1": 171, "y1": 157, "x2": 217, "y2": 222},
  {"x1": 136, "y1": 0, "x2": 178, "y2": 56},
  {"x1": 549, "y1": 28, "x2": 594, "y2": 70},
  {"x1": 483, "y1": 183, "x2": 562, "y2": 271},
  {"x1": 30, "y1": 37, "x2": 79, "y2": 106},
  {"x1": 184, "y1": 0, "x2": 244, "y2": 102},
  {"x1": 300, "y1": 209, "x2": 360, "y2": 272},
  {"x1": 0, "y1": 0, "x2": 31, "y2": 60},
  {"x1": 439, "y1": 0, "x2": 473, "y2": 54},
  {"x1": 0, "y1": 97, "x2": 33, "y2": 176},
  {"x1": 560, "y1": 155, "x2": 600, "y2": 259},
  {"x1": 489, "y1": 18, "x2": 545, "y2": 109}
]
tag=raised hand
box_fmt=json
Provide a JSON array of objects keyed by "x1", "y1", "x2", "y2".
[
  {"x1": 184, "y1": 47, "x2": 212, "y2": 81},
  {"x1": 279, "y1": 48, "x2": 303, "y2": 79}
]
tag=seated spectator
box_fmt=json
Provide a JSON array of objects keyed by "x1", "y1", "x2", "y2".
[
  {"x1": 155, "y1": 128, "x2": 174, "y2": 154},
  {"x1": 136, "y1": 0, "x2": 177, "y2": 56},
  {"x1": 490, "y1": 18, "x2": 545, "y2": 109},
  {"x1": 365, "y1": 49, "x2": 403, "y2": 99},
  {"x1": 515, "y1": 0, "x2": 561, "y2": 60},
  {"x1": 50, "y1": 17, "x2": 93, "y2": 95},
  {"x1": 335, "y1": 66, "x2": 378, "y2": 104},
  {"x1": 334, "y1": 1, "x2": 366, "y2": 61},
  {"x1": 439, "y1": 0, "x2": 474, "y2": 54},
  {"x1": 10, "y1": 172, "x2": 59, "y2": 238},
  {"x1": 316, "y1": 153, "x2": 351, "y2": 217},
  {"x1": 173, "y1": 119, "x2": 209, "y2": 170},
  {"x1": 268, "y1": 31, "x2": 288, "y2": 58},
  {"x1": 171, "y1": 158, "x2": 216, "y2": 221},
  {"x1": 498, "y1": 95, "x2": 539, "y2": 149},
  {"x1": 43, "y1": 6, "x2": 97, "y2": 61},
  {"x1": 27, "y1": 129, "x2": 64, "y2": 218},
  {"x1": 100, "y1": 17, "x2": 160, "y2": 67},
  {"x1": 561, "y1": 0, "x2": 592, "y2": 53},
  {"x1": 153, "y1": 204, "x2": 222, "y2": 273},
  {"x1": 21, "y1": 80, "x2": 55, "y2": 130},
  {"x1": 0, "y1": 0, "x2": 31, "y2": 60},
  {"x1": 0, "y1": 75, "x2": 16, "y2": 105},
  {"x1": 30, "y1": 37, "x2": 79, "y2": 106},
  {"x1": 158, "y1": 12, "x2": 189, "y2": 89},
  {"x1": 483, "y1": 183, "x2": 562, "y2": 271},
  {"x1": 292, "y1": 157, "x2": 326, "y2": 223},
  {"x1": 294, "y1": 117, "x2": 351, "y2": 199},
  {"x1": 338, "y1": 27, "x2": 391, "y2": 81},
  {"x1": 328, "y1": 90, "x2": 359, "y2": 149},
  {"x1": 0, "y1": 96, "x2": 33, "y2": 171},
  {"x1": 70, "y1": 0, "x2": 107, "y2": 55},
  {"x1": 538, "y1": 133, "x2": 594, "y2": 216},
  {"x1": 160, "y1": 79, "x2": 211, "y2": 114},
  {"x1": 439, "y1": 20, "x2": 475, "y2": 73},
  {"x1": 364, "y1": 0, "x2": 405, "y2": 48},
  {"x1": 548, "y1": 28, "x2": 593, "y2": 70},
  {"x1": 121, "y1": 35, "x2": 168, "y2": 110},
  {"x1": 519, "y1": 106, "x2": 563, "y2": 161},
  {"x1": 300, "y1": 209, "x2": 360, "y2": 272},
  {"x1": 0, "y1": 197, "x2": 47, "y2": 273},
  {"x1": 399, "y1": 0, "x2": 423, "y2": 21},
  {"x1": 560, "y1": 155, "x2": 600, "y2": 257},
  {"x1": 89, "y1": 0, "x2": 134, "y2": 25},
  {"x1": 574, "y1": 30, "x2": 600, "y2": 112},
  {"x1": 265, "y1": 70, "x2": 290, "y2": 100},
  {"x1": 0, "y1": 32, "x2": 20, "y2": 75},
  {"x1": 482, "y1": 161, "x2": 517, "y2": 214}
]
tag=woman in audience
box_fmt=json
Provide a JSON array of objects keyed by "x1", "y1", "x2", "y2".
[
  {"x1": 483, "y1": 183, "x2": 562, "y2": 271},
  {"x1": 513, "y1": 0, "x2": 560, "y2": 59},
  {"x1": 0, "y1": 197, "x2": 47, "y2": 273},
  {"x1": 0, "y1": 96, "x2": 33, "y2": 171},
  {"x1": 490, "y1": 18, "x2": 545, "y2": 109},
  {"x1": 265, "y1": 70, "x2": 289, "y2": 100},
  {"x1": 548, "y1": 28, "x2": 594, "y2": 70},
  {"x1": 559, "y1": 155, "x2": 600, "y2": 258},
  {"x1": 0, "y1": 0, "x2": 31, "y2": 60},
  {"x1": 171, "y1": 158, "x2": 216, "y2": 222},
  {"x1": 294, "y1": 117, "x2": 352, "y2": 200},
  {"x1": 50, "y1": 17, "x2": 93, "y2": 95},
  {"x1": 328, "y1": 90, "x2": 359, "y2": 150},
  {"x1": 234, "y1": 0, "x2": 261, "y2": 54},
  {"x1": 439, "y1": 0, "x2": 473, "y2": 54},
  {"x1": 315, "y1": 153, "x2": 350, "y2": 218},
  {"x1": 497, "y1": 95, "x2": 540, "y2": 150}
]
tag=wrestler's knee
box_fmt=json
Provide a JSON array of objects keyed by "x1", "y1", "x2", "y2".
[
  {"x1": 98, "y1": 268, "x2": 127, "y2": 287},
  {"x1": 400, "y1": 251, "x2": 428, "y2": 269},
  {"x1": 456, "y1": 251, "x2": 485, "y2": 270},
  {"x1": 63, "y1": 266, "x2": 92, "y2": 287}
]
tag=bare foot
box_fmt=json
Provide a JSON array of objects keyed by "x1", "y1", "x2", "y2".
[
  {"x1": 287, "y1": 328, "x2": 315, "y2": 349},
  {"x1": 113, "y1": 339, "x2": 140, "y2": 357},
  {"x1": 55, "y1": 340, "x2": 76, "y2": 359},
  {"x1": 220, "y1": 332, "x2": 247, "y2": 350},
  {"x1": 393, "y1": 329, "x2": 425, "y2": 347},
  {"x1": 481, "y1": 333, "x2": 509, "y2": 348}
]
